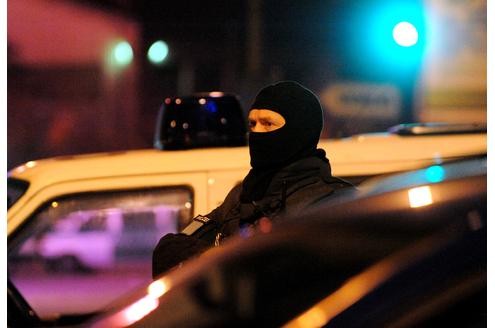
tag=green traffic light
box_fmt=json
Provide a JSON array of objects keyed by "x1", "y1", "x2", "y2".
[
  {"x1": 113, "y1": 41, "x2": 134, "y2": 66},
  {"x1": 148, "y1": 40, "x2": 169, "y2": 65}
]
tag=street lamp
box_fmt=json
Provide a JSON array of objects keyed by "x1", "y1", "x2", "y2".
[
  {"x1": 112, "y1": 41, "x2": 134, "y2": 67},
  {"x1": 393, "y1": 21, "x2": 419, "y2": 47},
  {"x1": 147, "y1": 40, "x2": 169, "y2": 65}
]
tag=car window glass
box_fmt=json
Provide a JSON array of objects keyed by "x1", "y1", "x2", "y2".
[
  {"x1": 7, "y1": 178, "x2": 29, "y2": 209},
  {"x1": 7, "y1": 186, "x2": 192, "y2": 320}
]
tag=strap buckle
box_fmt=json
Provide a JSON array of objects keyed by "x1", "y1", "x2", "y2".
[{"x1": 182, "y1": 215, "x2": 211, "y2": 236}]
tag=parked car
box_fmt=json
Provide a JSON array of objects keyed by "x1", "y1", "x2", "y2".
[
  {"x1": 8, "y1": 156, "x2": 486, "y2": 327},
  {"x1": 16, "y1": 206, "x2": 179, "y2": 271}
]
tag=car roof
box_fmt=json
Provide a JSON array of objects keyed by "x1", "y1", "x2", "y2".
[
  {"x1": 7, "y1": 132, "x2": 486, "y2": 236},
  {"x1": 8, "y1": 132, "x2": 486, "y2": 186}
]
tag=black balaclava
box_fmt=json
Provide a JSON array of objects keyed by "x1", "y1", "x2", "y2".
[{"x1": 240, "y1": 81, "x2": 326, "y2": 202}]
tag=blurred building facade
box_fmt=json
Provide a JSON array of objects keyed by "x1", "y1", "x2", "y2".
[
  {"x1": 7, "y1": 0, "x2": 486, "y2": 169},
  {"x1": 8, "y1": 0, "x2": 142, "y2": 169},
  {"x1": 419, "y1": 0, "x2": 486, "y2": 123}
]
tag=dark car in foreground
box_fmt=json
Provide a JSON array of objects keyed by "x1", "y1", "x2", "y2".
[
  {"x1": 89, "y1": 157, "x2": 486, "y2": 327},
  {"x1": 8, "y1": 157, "x2": 486, "y2": 327}
]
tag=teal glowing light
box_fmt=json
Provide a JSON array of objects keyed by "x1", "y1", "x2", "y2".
[
  {"x1": 113, "y1": 41, "x2": 133, "y2": 66},
  {"x1": 360, "y1": 2, "x2": 426, "y2": 69},
  {"x1": 393, "y1": 22, "x2": 419, "y2": 47},
  {"x1": 425, "y1": 165, "x2": 445, "y2": 183},
  {"x1": 147, "y1": 41, "x2": 169, "y2": 65}
]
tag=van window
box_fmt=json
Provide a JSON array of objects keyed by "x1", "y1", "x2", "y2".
[
  {"x1": 7, "y1": 186, "x2": 192, "y2": 320},
  {"x1": 7, "y1": 178, "x2": 29, "y2": 209}
]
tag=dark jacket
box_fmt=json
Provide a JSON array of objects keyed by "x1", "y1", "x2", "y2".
[{"x1": 152, "y1": 156, "x2": 354, "y2": 278}]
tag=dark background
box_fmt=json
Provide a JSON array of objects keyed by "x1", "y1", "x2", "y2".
[{"x1": 7, "y1": 0, "x2": 487, "y2": 169}]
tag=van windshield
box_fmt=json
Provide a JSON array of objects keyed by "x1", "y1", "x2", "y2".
[{"x1": 7, "y1": 178, "x2": 29, "y2": 209}]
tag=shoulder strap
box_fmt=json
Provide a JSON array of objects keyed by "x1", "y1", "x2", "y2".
[
  {"x1": 182, "y1": 215, "x2": 212, "y2": 236},
  {"x1": 180, "y1": 183, "x2": 243, "y2": 240}
]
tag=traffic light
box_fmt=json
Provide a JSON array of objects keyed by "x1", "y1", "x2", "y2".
[
  {"x1": 365, "y1": 1, "x2": 426, "y2": 70},
  {"x1": 326, "y1": 0, "x2": 427, "y2": 126},
  {"x1": 147, "y1": 40, "x2": 169, "y2": 65},
  {"x1": 112, "y1": 41, "x2": 134, "y2": 67},
  {"x1": 393, "y1": 21, "x2": 419, "y2": 47}
]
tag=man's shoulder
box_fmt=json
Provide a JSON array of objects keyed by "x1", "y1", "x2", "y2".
[
  {"x1": 225, "y1": 182, "x2": 243, "y2": 201},
  {"x1": 286, "y1": 175, "x2": 355, "y2": 209},
  {"x1": 207, "y1": 182, "x2": 242, "y2": 221}
]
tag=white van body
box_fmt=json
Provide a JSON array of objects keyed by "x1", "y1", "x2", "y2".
[{"x1": 8, "y1": 132, "x2": 486, "y2": 235}]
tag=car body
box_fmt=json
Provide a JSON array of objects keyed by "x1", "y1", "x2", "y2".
[
  {"x1": 84, "y1": 156, "x2": 487, "y2": 327},
  {"x1": 8, "y1": 125, "x2": 487, "y2": 235},
  {"x1": 7, "y1": 124, "x2": 486, "y2": 323}
]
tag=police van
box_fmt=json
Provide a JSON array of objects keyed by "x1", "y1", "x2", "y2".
[{"x1": 7, "y1": 94, "x2": 486, "y2": 320}]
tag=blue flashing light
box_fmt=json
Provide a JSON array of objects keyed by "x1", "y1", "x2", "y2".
[
  {"x1": 425, "y1": 165, "x2": 445, "y2": 183},
  {"x1": 204, "y1": 101, "x2": 218, "y2": 113},
  {"x1": 148, "y1": 40, "x2": 169, "y2": 65}
]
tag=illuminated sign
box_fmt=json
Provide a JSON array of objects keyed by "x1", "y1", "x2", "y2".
[{"x1": 321, "y1": 83, "x2": 401, "y2": 119}]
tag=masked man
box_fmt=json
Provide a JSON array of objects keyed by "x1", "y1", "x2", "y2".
[{"x1": 152, "y1": 81, "x2": 354, "y2": 278}]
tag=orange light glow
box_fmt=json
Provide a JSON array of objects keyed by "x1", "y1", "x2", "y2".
[
  {"x1": 175, "y1": 98, "x2": 182, "y2": 105},
  {"x1": 147, "y1": 279, "x2": 170, "y2": 298},
  {"x1": 284, "y1": 261, "x2": 396, "y2": 328},
  {"x1": 95, "y1": 280, "x2": 171, "y2": 327},
  {"x1": 209, "y1": 91, "x2": 224, "y2": 97},
  {"x1": 199, "y1": 98, "x2": 207, "y2": 105},
  {"x1": 294, "y1": 307, "x2": 327, "y2": 328},
  {"x1": 408, "y1": 186, "x2": 433, "y2": 208},
  {"x1": 123, "y1": 295, "x2": 159, "y2": 325},
  {"x1": 258, "y1": 217, "x2": 272, "y2": 233}
]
